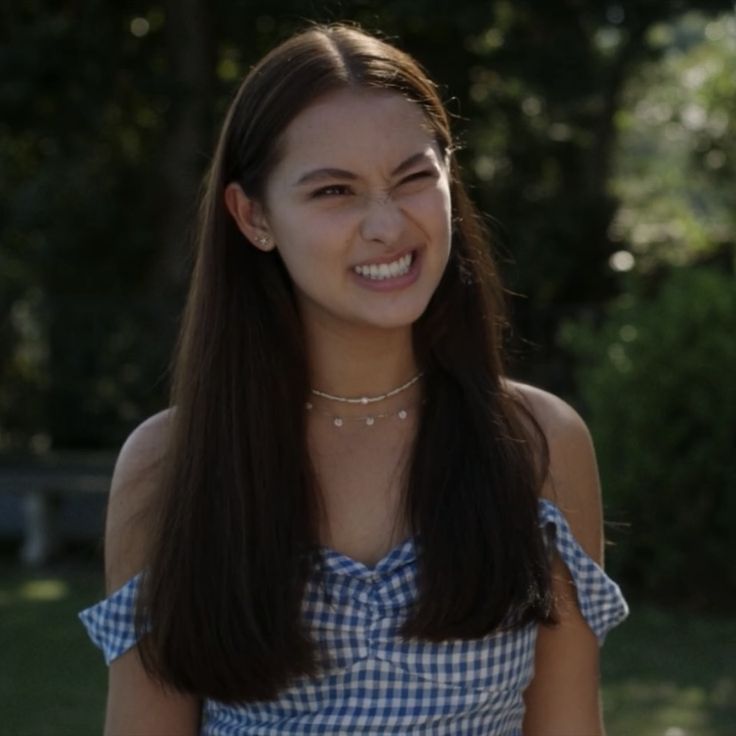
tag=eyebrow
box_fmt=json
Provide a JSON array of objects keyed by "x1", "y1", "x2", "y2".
[{"x1": 293, "y1": 151, "x2": 436, "y2": 187}]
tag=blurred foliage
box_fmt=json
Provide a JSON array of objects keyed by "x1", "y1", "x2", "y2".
[
  {"x1": 561, "y1": 266, "x2": 736, "y2": 607},
  {"x1": 610, "y1": 11, "x2": 736, "y2": 272},
  {"x1": 0, "y1": 2, "x2": 175, "y2": 449},
  {"x1": 0, "y1": 0, "x2": 734, "y2": 467}
]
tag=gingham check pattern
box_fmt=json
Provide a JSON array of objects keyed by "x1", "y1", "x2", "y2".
[{"x1": 79, "y1": 499, "x2": 628, "y2": 735}]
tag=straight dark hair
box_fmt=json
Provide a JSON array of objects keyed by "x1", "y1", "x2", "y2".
[{"x1": 136, "y1": 22, "x2": 553, "y2": 703}]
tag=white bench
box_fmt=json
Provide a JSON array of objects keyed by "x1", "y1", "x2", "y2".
[{"x1": 0, "y1": 453, "x2": 115, "y2": 566}]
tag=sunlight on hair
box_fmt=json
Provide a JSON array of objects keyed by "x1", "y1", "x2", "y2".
[{"x1": 19, "y1": 579, "x2": 69, "y2": 602}]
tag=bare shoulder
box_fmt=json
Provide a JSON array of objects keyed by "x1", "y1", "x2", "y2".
[
  {"x1": 504, "y1": 380, "x2": 589, "y2": 441},
  {"x1": 104, "y1": 408, "x2": 174, "y2": 591},
  {"x1": 505, "y1": 380, "x2": 603, "y2": 563}
]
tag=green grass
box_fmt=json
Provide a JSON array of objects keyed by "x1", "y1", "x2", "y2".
[
  {"x1": 1, "y1": 559, "x2": 734, "y2": 735},
  {"x1": 601, "y1": 603, "x2": 736, "y2": 736},
  {"x1": 0, "y1": 559, "x2": 107, "y2": 736}
]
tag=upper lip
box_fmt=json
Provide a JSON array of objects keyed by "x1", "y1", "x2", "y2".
[{"x1": 352, "y1": 248, "x2": 416, "y2": 268}]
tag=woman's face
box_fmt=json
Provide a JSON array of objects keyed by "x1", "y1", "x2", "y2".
[{"x1": 260, "y1": 88, "x2": 453, "y2": 334}]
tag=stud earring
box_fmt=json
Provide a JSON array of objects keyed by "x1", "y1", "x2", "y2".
[{"x1": 255, "y1": 234, "x2": 272, "y2": 248}]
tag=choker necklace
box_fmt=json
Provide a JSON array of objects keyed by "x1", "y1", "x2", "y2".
[
  {"x1": 310, "y1": 371, "x2": 423, "y2": 406},
  {"x1": 305, "y1": 400, "x2": 426, "y2": 428}
]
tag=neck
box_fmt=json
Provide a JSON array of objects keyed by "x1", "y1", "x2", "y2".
[{"x1": 305, "y1": 321, "x2": 421, "y2": 418}]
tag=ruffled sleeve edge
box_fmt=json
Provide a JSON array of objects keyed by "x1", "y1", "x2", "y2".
[
  {"x1": 78, "y1": 572, "x2": 147, "y2": 665},
  {"x1": 538, "y1": 499, "x2": 629, "y2": 644}
]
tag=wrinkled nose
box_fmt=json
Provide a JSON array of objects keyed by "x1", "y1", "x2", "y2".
[{"x1": 359, "y1": 193, "x2": 404, "y2": 244}]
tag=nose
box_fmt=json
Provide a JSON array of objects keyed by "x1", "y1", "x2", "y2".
[{"x1": 359, "y1": 192, "x2": 404, "y2": 245}]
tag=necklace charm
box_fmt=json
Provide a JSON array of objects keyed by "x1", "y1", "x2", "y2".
[
  {"x1": 306, "y1": 405, "x2": 418, "y2": 427},
  {"x1": 306, "y1": 399, "x2": 424, "y2": 428}
]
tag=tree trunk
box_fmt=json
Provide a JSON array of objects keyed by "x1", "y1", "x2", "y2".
[{"x1": 158, "y1": 0, "x2": 214, "y2": 292}]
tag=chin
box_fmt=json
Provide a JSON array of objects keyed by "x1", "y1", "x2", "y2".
[{"x1": 355, "y1": 302, "x2": 431, "y2": 331}]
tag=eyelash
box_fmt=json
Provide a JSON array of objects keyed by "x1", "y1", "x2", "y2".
[
  {"x1": 311, "y1": 170, "x2": 436, "y2": 198},
  {"x1": 312, "y1": 184, "x2": 351, "y2": 198}
]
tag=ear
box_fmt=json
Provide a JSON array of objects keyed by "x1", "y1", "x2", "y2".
[{"x1": 223, "y1": 182, "x2": 275, "y2": 252}]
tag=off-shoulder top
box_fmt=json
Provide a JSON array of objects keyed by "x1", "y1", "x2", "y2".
[{"x1": 79, "y1": 499, "x2": 628, "y2": 735}]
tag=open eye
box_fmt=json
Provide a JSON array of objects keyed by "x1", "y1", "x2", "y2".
[{"x1": 311, "y1": 184, "x2": 353, "y2": 198}]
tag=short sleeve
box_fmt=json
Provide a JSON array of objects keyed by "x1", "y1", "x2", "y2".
[
  {"x1": 538, "y1": 499, "x2": 629, "y2": 643},
  {"x1": 78, "y1": 573, "x2": 148, "y2": 665}
]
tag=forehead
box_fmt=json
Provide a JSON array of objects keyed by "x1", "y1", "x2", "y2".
[{"x1": 274, "y1": 89, "x2": 439, "y2": 175}]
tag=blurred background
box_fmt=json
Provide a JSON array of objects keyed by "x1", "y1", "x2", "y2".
[{"x1": 1, "y1": 1, "x2": 734, "y2": 734}]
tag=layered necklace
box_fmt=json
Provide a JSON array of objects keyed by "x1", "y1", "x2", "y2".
[{"x1": 306, "y1": 371, "x2": 424, "y2": 428}]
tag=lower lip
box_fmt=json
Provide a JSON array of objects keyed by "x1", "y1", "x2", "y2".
[{"x1": 350, "y1": 250, "x2": 421, "y2": 292}]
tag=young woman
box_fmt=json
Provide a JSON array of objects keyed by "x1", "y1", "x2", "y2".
[{"x1": 80, "y1": 22, "x2": 628, "y2": 736}]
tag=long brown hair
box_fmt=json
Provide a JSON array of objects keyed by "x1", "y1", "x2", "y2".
[{"x1": 136, "y1": 22, "x2": 553, "y2": 703}]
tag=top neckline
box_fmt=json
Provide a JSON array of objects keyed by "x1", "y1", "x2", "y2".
[
  {"x1": 317, "y1": 536, "x2": 417, "y2": 578},
  {"x1": 315, "y1": 498, "x2": 561, "y2": 578}
]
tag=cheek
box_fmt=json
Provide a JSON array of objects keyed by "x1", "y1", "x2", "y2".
[
  {"x1": 271, "y1": 203, "x2": 350, "y2": 247},
  {"x1": 269, "y1": 213, "x2": 348, "y2": 292},
  {"x1": 407, "y1": 187, "x2": 452, "y2": 241}
]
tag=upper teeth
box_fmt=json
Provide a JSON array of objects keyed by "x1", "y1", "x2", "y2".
[{"x1": 354, "y1": 252, "x2": 413, "y2": 280}]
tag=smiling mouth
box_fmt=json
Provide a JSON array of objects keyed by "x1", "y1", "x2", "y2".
[{"x1": 352, "y1": 251, "x2": 415, "y2": 280}]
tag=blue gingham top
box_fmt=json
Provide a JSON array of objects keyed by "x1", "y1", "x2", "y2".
[{"x1": 79, "y1": 499, "x2": 628, "y2": 735}]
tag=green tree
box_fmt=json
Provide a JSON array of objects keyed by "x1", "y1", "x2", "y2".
[
  {"x1": 1, "y1": 1, "x2": 733, "y2": 451},
  {"x1": 562, "y1": 267, "x2": 736, "y2": 607},
  {"x1": 610, "y1": 11, "x2": 736, "y2": 272}
]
